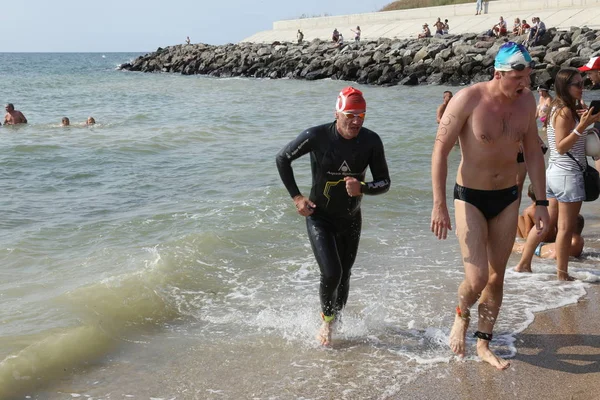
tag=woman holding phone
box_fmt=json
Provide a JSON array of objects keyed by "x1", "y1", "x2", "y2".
[{"x1": 545, "y1": 68, "x2": 600, "y2": 280}]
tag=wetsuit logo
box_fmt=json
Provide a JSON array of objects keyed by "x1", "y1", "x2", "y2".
[{"x1": 338, "y1": 161, "x2": 351, "y2": 173}]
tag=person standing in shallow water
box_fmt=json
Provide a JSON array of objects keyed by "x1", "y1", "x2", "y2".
[
  {"x1": 436, "y1": 91, "x2": 453, "y2": 124},
  {"x1": 276, "y1": 87, "x2": 390, "y2": 346},
  {"x1": 4, "y1": 103, "x2": 27, "y2": 125},
  {"x1": 430, "y1": 42, "x2": 549, "y2": 370}
]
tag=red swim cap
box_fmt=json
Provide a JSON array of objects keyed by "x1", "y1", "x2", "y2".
[{"x1": 335, "y1": 86, "x2": 366, "y2": 112}]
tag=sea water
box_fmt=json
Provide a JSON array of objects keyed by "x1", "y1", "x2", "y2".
[{"x1": 0, "y1": 52, "x2": 599, "y2": 399}]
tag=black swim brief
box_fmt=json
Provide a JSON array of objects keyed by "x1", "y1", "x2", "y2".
[{"x1": 454, "y1": 183, "x2": 519, "y2": 220}]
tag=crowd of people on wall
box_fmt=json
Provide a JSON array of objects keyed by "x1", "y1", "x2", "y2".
[
  {"x1": 418, "y1": 17, "x2": 450, "y2": 38},
  {"x1": 487, "y1": 15, "x2": 547, "y2": 46}
]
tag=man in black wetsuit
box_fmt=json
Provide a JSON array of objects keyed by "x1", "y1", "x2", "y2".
[{"x1": 276, "y1": 87, "x2": 390, "y2": 346}]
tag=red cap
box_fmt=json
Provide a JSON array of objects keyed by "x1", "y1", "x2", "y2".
[
  {"x1": 336, "y1": 86, "x2": 366, "y2": 112},
  {"x1": 579, "y1": 56, "x2": 600, "y2": 72}
]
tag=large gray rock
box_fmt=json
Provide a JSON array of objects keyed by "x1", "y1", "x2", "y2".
[{"x1": 118, "y1": 27, "x2": 600, "y2": 88}]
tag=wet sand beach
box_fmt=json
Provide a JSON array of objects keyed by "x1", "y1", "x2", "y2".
[{"x1": 406, "y1": 285, "x2": 600, "y2": 400}]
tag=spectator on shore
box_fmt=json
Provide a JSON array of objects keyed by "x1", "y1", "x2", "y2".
[
  {"x1": 443, "y1": 19, "x2": 450, "y2": 34},
  {"x1": 492, "y1": 16, "x2": 507, "y2": 37},
  {"x1": 512, "y1": 18, "x2": 521, "y2": 35},
  {"x1": 528, "y1": 17, "x2": 546, "y2": 46},
  {"x1": 514, "y1": 214, "x2": 584, "y2": 261},
  {"x1": 578, "y1": 56, "x2": 600, "y2": 171},
  {"x1": 185, "y1": 36, "x2": 190, "y2": 45},
  {"x1": 86, "y1": 117, "x2": 96, "y2": 126},
  {"x1": 536, "y1": 84, "x2": 553, "y2": 128},
  {"x1": 332, "y1": 28, "x2": 339, "y2": 43},
  {"x1": 4, "y1": 103, "x2": 27, "y2": 125},
  {"x1": 434, "y1": 18, "x2": 445, "y2": 35},
  {"x1": 336, "y1": 33, "x2": 344, "y2": 47},
  {"x1": 418, "y1": 23, "x2": 431, "y2": 38},
  {"x1": 297, "y1": 29, "x2": 304, "y2": 44},
  {"x1": 542, "y1": 68, "x2": 600, "y2": 280},
  {"x1": 436, "y1": 91, "x2": 453, "y2": 124},
  {"x1": 518, "y1": 19, "x2": 531, "y2": 35},
  {"x1": 351, "y1": 26, "x2": 361, "y2": 42},
  {"x1": 475, "y1": 0, "x2": 483, "y2": 15},
  {"x1": 61, "y1": 117, "x2": 70, "y2": 126},
  {"x1": 578, "y1": 56, "x2": 600, "y2": 87}
]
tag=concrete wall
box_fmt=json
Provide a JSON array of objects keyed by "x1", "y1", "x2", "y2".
[{"x1": 242, "y1": 0, "x2": 600, "y2": 43}]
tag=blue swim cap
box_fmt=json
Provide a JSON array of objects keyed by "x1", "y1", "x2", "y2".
[{"x1": 494, "y1": 42, "x2": 534, "y2": 71}]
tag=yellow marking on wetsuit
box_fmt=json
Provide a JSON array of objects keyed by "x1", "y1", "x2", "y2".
[
  {"x1": 323, "y1": 179, "x2": 346, "y2": 206},
  {"x1": 321, "y1": 312, "x2": 335, "y2": 323}
]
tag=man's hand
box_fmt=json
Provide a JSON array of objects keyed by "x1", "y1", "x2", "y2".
[
  {"x1": 344, "y1": 176, "x2": 362, "y2": 197},
  {"x1": 431, "y1": 204, "x2": 452, "y2": 240},
  {"x1": 293, "y1": 195, "x2": 316, "y2": 217},
  {"x1": 534, "y1": 205, "x2": 550, "y2": 237}
]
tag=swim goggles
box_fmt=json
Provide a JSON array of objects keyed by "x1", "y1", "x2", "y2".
[{"x1": 340, "y1": 111, "x2": 366, "y2": 120}]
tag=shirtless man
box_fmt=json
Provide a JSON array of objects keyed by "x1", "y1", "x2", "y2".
[
  {"x1": 4, "y1": 103, "x2": 27, "y2": 125},
  {"x1": 436, "y1": 91, "x2": 453, "y2": 124},
  {"x1": 430, "y1": 42, "x2": 550, "y2": 370}
]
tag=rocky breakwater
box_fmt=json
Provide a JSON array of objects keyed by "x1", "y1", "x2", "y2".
[{"x1": 119, "y1": 26, "x2": 600, "y2": 87}]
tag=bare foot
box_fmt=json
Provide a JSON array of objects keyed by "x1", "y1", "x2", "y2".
[
  {"x1": 476, "y1": 341, "x2": 510, "y2": 370},
  {"x1": 449, "y1": 313, "x2": 469, "y2": 357},
  {"x1": 513, "y1": 263, "x2": 532, "y2": 273},
  {"x1": 316, "y1": 321, "x2": 334, "y2": 346},
  {"x1": 558, "y1": 273, "x2": 575, "y2": 281}
]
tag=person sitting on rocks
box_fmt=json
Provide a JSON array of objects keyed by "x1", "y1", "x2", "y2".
[
  {"x1": 297, "y1": 29, "x2": 304, "y2": 44},
  {"x1": 518, "y1": 19, "x2": 531, "y2": 36},
  {"x1": 528, "y1": 17, "x2": 546, "y2": 46},
  {"x1": 512, "y1": 18, "x2": 521, "y2": 35},
  {"x1": 492, "y1": 16, "x2": 507, "y2": 37},
  {"x1": 418, "y1": 23, "x2": 431, "y2": 38},
  {"x1": 332, "y1": 28, "x2": 339, "y2": 43},
  {"x1": 336, "y1": 33, "x2": 344, "y2": 47},
  {"x1": 434, "y1": 18, "x2": 445, "y2": 35}
]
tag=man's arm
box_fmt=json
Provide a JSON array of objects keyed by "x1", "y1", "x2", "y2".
[
  {"x1": 430, "y1": 89, "x2": 471, "y2": 239},
  {"x1": 275, "y1": 129, "x2": 314, "y2": 199},
  {"x1": 361, "y1": 135, "x2": 390, "y2": 195},
  {"x1": 19, "y1": 112, "x2": 27, "y2": 124},
  {"x1": 522, "y1": 93, "x2": 550, "y2": 235}
]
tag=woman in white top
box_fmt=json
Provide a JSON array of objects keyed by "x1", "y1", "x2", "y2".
[{"x1": 546, "y1": 68, "x2": 600, "y2": 280}]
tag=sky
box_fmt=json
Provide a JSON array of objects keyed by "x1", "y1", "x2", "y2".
[{"x1": 0, "y1": 0, "x2": 388, "y2": 52}]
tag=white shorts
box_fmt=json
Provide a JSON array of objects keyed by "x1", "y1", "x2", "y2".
[{"x1": 546, "y1": 163, "x2": 585, "y2": 202}]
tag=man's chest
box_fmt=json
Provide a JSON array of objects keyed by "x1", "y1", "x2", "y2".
[{"x1": 469, "y1": 109, "x2": 529, "y2": 144}]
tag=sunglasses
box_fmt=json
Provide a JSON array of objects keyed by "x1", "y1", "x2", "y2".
[
  {"x1": 569, "y1": 81, "x2": 584, "y2": 89},
  {"x1": 340, "y1": 111, "x2": 366, "y2": 119}
]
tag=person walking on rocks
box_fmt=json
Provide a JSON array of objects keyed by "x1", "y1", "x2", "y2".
[
  {"x1": 430, "y1": 42, "x2": 549, "y2": 369},
  {"x1": 351, "y1": 26, "x2": 361, "y2": 42}
]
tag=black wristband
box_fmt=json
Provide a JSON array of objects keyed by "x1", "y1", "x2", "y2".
[{"x1": 535, "y1": 200, "x2": 549, "y2": 206}]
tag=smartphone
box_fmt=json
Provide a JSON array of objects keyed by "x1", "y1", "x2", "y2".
[{"x1": 590, "y1": 100, "x2": 600, "y2": 115}]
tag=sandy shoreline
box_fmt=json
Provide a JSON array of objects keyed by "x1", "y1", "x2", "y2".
[{"x1": 404, "y1": 284, "x2": 600, "y2": 400}]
